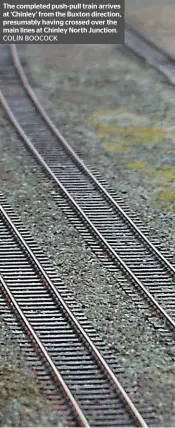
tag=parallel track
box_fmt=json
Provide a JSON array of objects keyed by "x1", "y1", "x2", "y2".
[
  {"x1": 0, "y1": 196, "x2": 150, "y2": 427},
  {"x1": 125, "y1": 24, "x2": 175, "y2": 85},
  {"x1": 0, "y1": 44, "x2": 175, "y2": 338}
]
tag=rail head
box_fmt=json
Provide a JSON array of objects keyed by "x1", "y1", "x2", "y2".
[
  {"x1": 0, "y1": 43, "x2": 173, "y2": 426},
  {"x1": 0, "y1": 204, "x2": 148, "y2": 428},
  {"x1": 10, "y1": 43, "x2": 175, "y2": 277},
  {"x1": 0, "y1": 93, "x2": 175, "y2": 335},
  {"x1": 125, "y1": 23, "x2": 175, "y2": 63},
  {"x1": 0, "y1": 274, "x2": 90, "y2": 428}
]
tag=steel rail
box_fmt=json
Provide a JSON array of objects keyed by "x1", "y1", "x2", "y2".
[
  {"x1": 125, "y1": 23, "x2": 175, "y2": 62},
  {"x1": 10, "y1": 43, "x2": 175, "y2": 277},
  {"x1": 125, "y1": 24, "x2": 175, "y2": 86},
  {"x1": 0, "y1": 204, "x2": 148, "y2": 428},
  {"x1": 1, "y1": 93, "x2": 175, "y2": 336},
  {"x1": 0, "y1": 274, "x2": 89, "y2": 428}
]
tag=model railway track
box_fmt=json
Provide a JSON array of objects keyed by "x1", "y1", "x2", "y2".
[
  {"x1": 0, "y1": 196, "x2": 151, "y2": 427},
  {"x1": 125, "y1": 24, "x2": 175, "y2": 85},
  {"x1": 0, "y1": 44, "x2": 175, "y2": 341}
]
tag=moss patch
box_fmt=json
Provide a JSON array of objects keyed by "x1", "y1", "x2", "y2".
[
  {"x1": 86, "y1": 109, "x2": 172, "y2": 148},
  {"x1": 155, "y1": 188, "x2": 175, "y2": 212},
  {"x1": 86, "y1": 109, "x2": 175, "y2": 212}
]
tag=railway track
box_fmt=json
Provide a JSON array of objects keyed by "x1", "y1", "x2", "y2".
[
  {"x1": 125, "y1": 24, "x2": 175, "y2": 85},
  {"x1": 1, "y1": 44, "x2": 175, "y2": 341},
  {"x1": 0, "y1": 195, "x2": 151, "y2": 427}
]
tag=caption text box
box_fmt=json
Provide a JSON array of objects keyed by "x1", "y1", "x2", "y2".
[{"x1": 0, "y1": 0, "x2": 124, "y2": 43}]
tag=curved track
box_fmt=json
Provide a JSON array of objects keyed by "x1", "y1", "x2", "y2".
[
  {"x1": 0, "y1": 44, "x2": 175, "y2": 340},
  {"x1": 0, "y1": 196, "x2": 150, "y2": 427},
  {"x1": 125, "y1": 24, "x2": 175, "y2": 85}
]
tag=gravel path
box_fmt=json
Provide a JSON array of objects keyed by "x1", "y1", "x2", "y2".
[{"x1": 0, "y1": 41, "x2": 175, "y2": 426}]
